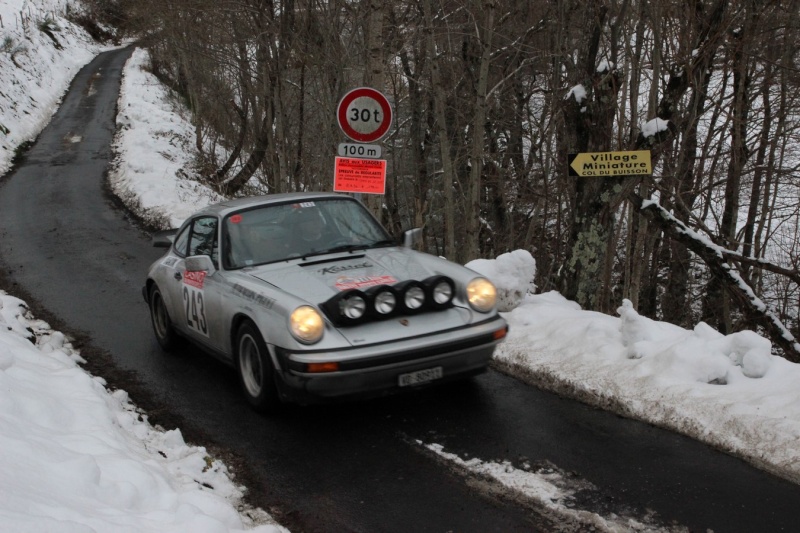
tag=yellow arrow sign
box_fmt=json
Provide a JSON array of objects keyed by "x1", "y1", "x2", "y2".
[{"x1": 568, "y1": 150, "x2": 652, "y2": 177}]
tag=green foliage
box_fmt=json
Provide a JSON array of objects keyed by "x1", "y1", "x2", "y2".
[
  {"x1": 1, "y1": 36, "x2": 13, "y2": 54},
  {"x1": 69, "y1": 14, "x2": 116, "y2": 43},
  {"x1": 37, "y1": 16, "x2": 60, "y2": 34},
  {"x1": 568, "y1": 220, "x2": 609, "y2": 309},
  {"x1": 38, "y1": 16, "x2": 63, "y2": 50},
  {"x1": 11, "y1": 141, "x2": 33, "y2": 166}
]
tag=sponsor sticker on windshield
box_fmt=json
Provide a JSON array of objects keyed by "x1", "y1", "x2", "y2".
[{"x1": 335, "y1": 275, "x2": 397, "y2": 291}]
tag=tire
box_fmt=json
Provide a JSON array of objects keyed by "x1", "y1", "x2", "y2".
[
  {"x1": 149, "y1": 285, "x2": 179, "y2": 351},
  {"x1": 236, "y1": 321, "x2": 281, "y2": 412}
]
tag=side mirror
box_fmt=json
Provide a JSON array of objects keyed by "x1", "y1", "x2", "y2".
[
  {"x1": 152, "y1": 229, "x2": 177, "y2": 248},
  {"x1": 185, "y1": 255, "x2": 217, "y2": 275},
  {"x1": 403, "y1": 228, "x2": 422, "y2": 249}
]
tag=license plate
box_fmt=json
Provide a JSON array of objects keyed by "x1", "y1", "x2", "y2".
[{"x1": 398, "y1": 366, "x2": 443, "y2": 387}]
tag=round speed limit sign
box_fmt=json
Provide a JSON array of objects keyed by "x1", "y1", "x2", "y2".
[{"x1": 337, "y1": 87, "x2": 393, "y2": 143}]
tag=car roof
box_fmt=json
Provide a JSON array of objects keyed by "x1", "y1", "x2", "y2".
[{"x1": 193, "y1": 191, "x2": 352, "y2": 219}]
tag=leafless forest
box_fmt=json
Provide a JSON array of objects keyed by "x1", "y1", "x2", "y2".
[{"x1": 92, "y1": 0, "x2": 800, "y2": 357}]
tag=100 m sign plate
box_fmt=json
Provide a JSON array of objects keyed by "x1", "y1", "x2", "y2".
[{"x1": 338, "y1": 143, "x2": 382, "y2": 159}]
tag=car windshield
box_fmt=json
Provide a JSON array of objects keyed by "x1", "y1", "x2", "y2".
[{"x1": 223, "y1": 198, "x2": 393, "y2": 269}]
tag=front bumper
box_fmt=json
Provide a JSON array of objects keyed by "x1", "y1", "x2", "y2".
[{"x1": 273, "y1": 315, "x2": 507, "y2": 403}]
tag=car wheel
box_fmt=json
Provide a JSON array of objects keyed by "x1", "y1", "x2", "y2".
[
  {"x1": 236, "y1": 321, "x2": 280, "y2": 412},
  {"x1": 149, "y1": 285, "x2": 178, "y2": 351}
]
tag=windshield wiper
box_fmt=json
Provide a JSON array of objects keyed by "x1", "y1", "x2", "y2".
[
  {"x1": 322, "y1": 243, "x2": 369, "y2": 254},
  {"x1": 297, "y1": 244, "x2": 366, "y2": 260},
  {"x1": 324, "y1": 239, "x2": 396, "y2": 253},
  {"x1": 368, "y1": 239, "x2": 396, "y2": 248},
  {"x1": 300, "y1": 240, "x2": 396, "y2": 259}
]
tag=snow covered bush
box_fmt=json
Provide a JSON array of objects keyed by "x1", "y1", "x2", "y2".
[
  {"x1": 617, "y1": 299, "x2": 773, "y2": 381},
  {"x1": 466, "y1": 249, "x2": 536, "y2": 312}
]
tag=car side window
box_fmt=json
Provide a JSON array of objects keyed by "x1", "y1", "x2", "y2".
[
  {"x1": 188, "y1": 216, "x2": 218, "y2": 264},
  {"x1": 173, "y1": 225, "x2": 190, "y2": 257}
]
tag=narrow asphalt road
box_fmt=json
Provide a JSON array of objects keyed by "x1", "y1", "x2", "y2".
[{"x1": 2, "y1": 46, "x2": 800, "y2": 532}]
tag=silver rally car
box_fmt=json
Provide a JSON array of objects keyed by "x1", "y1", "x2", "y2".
[{"x1": 143, "y1": 192, "x2": 508, "y2": 411}]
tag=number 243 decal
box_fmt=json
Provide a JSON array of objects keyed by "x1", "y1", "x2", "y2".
[{"x1": 183, "y1": 285, "x2": 208, "y2": 336}]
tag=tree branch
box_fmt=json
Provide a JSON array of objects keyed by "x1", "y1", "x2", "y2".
[{"x1": 630, "y1": 193, "x2": 800, "y2": 362}]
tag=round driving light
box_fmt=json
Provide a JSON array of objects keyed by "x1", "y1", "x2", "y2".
[
  {"x1": 373, "y1": 290, "x2": 397, "y2": 315},
  {"x1": 422, "y1": 276, "x2": 455, "y2": 310},
  {"x1": 290, "y1": 306, "x2": 324, "y2": 344},
  {"x1": 340, "y1": 294, "x2": 367, "y2": 319},
  {"x1": 432, "y1": 280, "x2": 454, "y2": 305},
  {"x1": 466, "y1": 277, "x2": 497, "y2": 313},
  {"x1": 404, "y1": 285, "x2": 425, "y2": 310}
]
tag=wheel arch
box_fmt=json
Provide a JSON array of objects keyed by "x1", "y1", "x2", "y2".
[
  {"x1": 230, "y1": 312, "x2": 282, "y2": 370},
  {"x1": 230, "y1": 312, "x2": 253, "y2": 352},
  {"x1": 145, "y1": 278, "x2": 157, "y2": 300}
]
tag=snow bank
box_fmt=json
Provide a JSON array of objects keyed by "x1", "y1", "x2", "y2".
[
  {"x1": 109, "y1": 47, "x2": 223, "y2": 229},
  {"x1": 493, "y1": 284, "x2": 800, "y2": 483},
  {"x1": 618, "y1": 300, "x2": 773, "y2": 380},
  {"x1": 0, "y1": 291, "x2": 285, "y2": 532}
]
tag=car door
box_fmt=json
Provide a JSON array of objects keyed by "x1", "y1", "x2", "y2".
[
  {"x1": 160, "y1": 222, "x2": 191, "y2": 337},
  {"x1": 167, "y1": 216, "x2": 225, "y2": 351}
]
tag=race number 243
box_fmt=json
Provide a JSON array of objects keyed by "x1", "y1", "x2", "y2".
[{"x1": 183, "y1": 285, "x2": 208, "y2": 336}]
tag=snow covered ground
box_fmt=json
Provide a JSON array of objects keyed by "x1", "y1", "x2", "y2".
[
  {"x1": 2, "y1": 4, "x2": 800, "y2": 529},
  {"x1": 0, "y1": 0, "x2": 103, "y2": 174},
  {"x1": 0, "y1": 293, "x2": 284, "y2": 532}
]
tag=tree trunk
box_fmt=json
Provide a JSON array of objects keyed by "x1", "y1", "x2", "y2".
[
  {"x1": 463, "y1": 0, "x2": 495, "y2": 263},
  {"x1": 703, "y1": 9, "x2": 752, "y2": 333},
  {"x1": 362, "y1": 0, "x2": 385, "y2": 218},
  {"x1": 559, "y1": 4, "x2": 619, "y2": 311},
  {"x1": 422, "y1": 0, "x2": 456, "y2": 260}
]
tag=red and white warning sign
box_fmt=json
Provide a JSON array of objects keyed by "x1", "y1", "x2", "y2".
[
  {"x1": 333, "y1": 157, "x2": 387, "y2": 195},
  {"x1": 337, "y1": 87, "x2": 393, "y2": 143}
]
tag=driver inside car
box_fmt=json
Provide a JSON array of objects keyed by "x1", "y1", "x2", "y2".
[
  {"x1": 289, "y1": 207, "x2": 332, "y2": 254},
  {"x1": 231, "y1": 220, "x2": 289, "y2": 266}
]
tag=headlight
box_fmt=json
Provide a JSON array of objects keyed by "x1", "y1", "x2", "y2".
[
  {"x1": 371, "y1": 287, "x2": 397, "y2": 316},
  {"x1": 423, "y1": 276, "x2": 455, "y2": 309},
  {"x1": 290, "y1": 306, "x2": 324, "y2": 344},
  {"x1": 397, "y1": 281, "x2": 426, "y2": 312},
  {"x1": 432, "y1": 280, "x2": 453, "y2": 304},
  {"x1": 340, "y1": 293, "x2": 367, "y2": 319},
  {"x1": 405, "y1": 286, "x2": 425, "y2": 309},
  {"x1": 320, "y1": 289, "x2": 370, "y2": 326},
  {"x1": 466, "y1": 277, "x2": 496, "y2": 312}
]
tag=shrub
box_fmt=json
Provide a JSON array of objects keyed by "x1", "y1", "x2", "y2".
[{"x1": 37, "y1": 16, "x2": 63, "y2": 50}]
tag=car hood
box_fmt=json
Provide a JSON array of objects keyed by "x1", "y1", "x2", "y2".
[
  {"x1": 246, "y1": 247, "x2": 480, "y2": 346},
  {"x1": 244, "y1": 247, "x2": 486, "y2": 346},
  {"x1": 247, "y1": 247, "x2": 438, "y2": 303}
]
